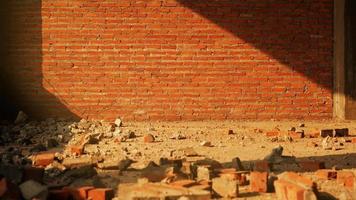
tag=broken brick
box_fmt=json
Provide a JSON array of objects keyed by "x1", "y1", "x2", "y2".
[
  {"x1": 315, "y1": 169, "x2": 337, "y2": 180},
  {"x1": 212, "y1": 176, "x2": 239, "y2": 198},
  {"x1": 299, "y1": 161, "x2": 325, "y2": 172},
  {"x1": 337, "y1": 171, "x2": 355, "y2": 190},
  {"x1": 69, "y1": 145, "x2": 84, "y2": 155},
  {"x1": 278, "y1": 172, "x2": 316, "y2": 189},
  {"x1": 87, "y1": 188, "x2": 114, "y2": 200},
  {"x1": 32, "y1": 152, "x2": 55, "y2": 167},
  {"x1": 67, "y1": 186, "x2": 95, "y2": 200},
  {"x1": 143, "y1": 134, "x2": 155, "y2": 143},
  {"x1": 250, "y1": 171, "x2": 268, "y2": 193},
  {"x1": 274, "y1": 179, "x2": 316, "y2": 200},
  {"x1": 266, "y1": 131, "x2": 280, "y2": 137}
]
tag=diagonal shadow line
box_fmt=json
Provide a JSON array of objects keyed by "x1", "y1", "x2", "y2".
[{"x1": 176, "y1": 0, "x2": 333, "y2": 91}]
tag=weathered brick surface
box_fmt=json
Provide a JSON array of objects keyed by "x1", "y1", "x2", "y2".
[{"x1": 0, "y1": 0, "x2": 333, "y2": 121}]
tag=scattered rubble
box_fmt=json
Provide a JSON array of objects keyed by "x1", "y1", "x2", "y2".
[{"x1": 0, "y1": 113, "x2": 355, "y2": 199}]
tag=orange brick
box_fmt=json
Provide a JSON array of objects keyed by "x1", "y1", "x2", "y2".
[
  {"x1": 250, "y1": 171, "x2": 268, "y2": 193},
  {"x1": 32, "y1": 152, "x2": 55, "y2": 167},
  {"x1": 87, "y1": 188, "x2": 114, "y2": 200},
  {"x1": 337, "y1": 171, "x2": 355, "y2": 190}
]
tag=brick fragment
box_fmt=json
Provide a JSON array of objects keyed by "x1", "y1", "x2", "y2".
[
  {"x1": 66, "y1": 186, "x2": 95, "y2": 200},
  {"x1": 337, "y1": 171, "x2": 355, "y2": 190},
  {"x1": 250, "y1": 171, "x2": 268, "y2": 193},
  {"x1": 274, "y1": 179, "x2": 317, "y2": 200},
  {"x1": 143, "y1": 134, "x2": 155, "y2": 143},
  {"x1": 32, "y1": 152, "x2": 55, "y2": 167},
  {"x1": 87, "y1": 188, "x2": 114, "y2": 200},
  {"x1": 275, "y1": 172, "x2": 317, "y2": 200},
  {"x1": 70, "y1": 145, "x2": 84, "y2": 155},
  {"x1": 266, "y1": 131, "x2": 280, "y2": 137}
]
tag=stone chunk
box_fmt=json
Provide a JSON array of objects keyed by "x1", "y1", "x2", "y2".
[
  {"x1": 212, "y1": 176, "x2": 239, "y2": 198},
  {"x1": 62, "y1": 156, "x2": 93, "y2": 168},
  {"x1": 19, "y1": 180, "x2": 48, "y2": 200}
]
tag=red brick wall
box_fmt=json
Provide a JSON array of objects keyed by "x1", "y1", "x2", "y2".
[{"x1": 0, "y1": 0, "x2": 334, "y2": 121}]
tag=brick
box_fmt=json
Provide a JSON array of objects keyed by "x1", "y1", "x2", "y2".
[
  {"x1": 32, "y1": 152, "x2": 55, "y2": 167},
  {"x1": 298, "y1": 161, "x2": 325, "y2": 172},
  {"x1": 212, "y1": 176, "x2": 239, "y2": 198},
  {"x1": 143, "y1": 134, "x2": 155, "y2": 143},
  {"x1": 315, "y1": 169, "x2": 337, "y2": 180},
  {"x1": 69, "y1": 145, "x2": 84, "y2": 155},
  {"x1": 266, "y1": 131, "x2": 280, "y2": 137},
  {"x1": 22, "y1": 167, "x2": 44, "y2": 183},
  {"x1": 337, "y1": 171, "x2": 355, "y2": 190},
  {"x1": 352, "y1": 138, "x2": 356, "y2": 144},
  {"x1": 278, "y1": 172, "x2": 316, "y2": 189},
  {"x1": 274, "y1": 179, "x2": 317, "y2": 200},
  {"x1": 66, "y1": 186, "x2": 95, "y2": 200},
  {"x1": 87, "y1": 188, "x2": 114, "y2": 200},
  {"x1": 250, "y1": 171, "x2": 268, "y2": 193}
]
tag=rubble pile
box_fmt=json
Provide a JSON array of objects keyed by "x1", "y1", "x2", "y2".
[{"x1": 0, "y1": 112, "x2": 356, "y2": 199}]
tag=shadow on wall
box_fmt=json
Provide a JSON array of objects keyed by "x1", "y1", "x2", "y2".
[
  {"x1": 177, "y1": 0, "x2": 333, "y2": 91},
  {"x1": 0, "y1": 1, "x2": 79, "y2": 121}
]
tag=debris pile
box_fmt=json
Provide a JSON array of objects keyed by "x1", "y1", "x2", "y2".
[{"x1": 0, "y1": 113, "x2": 355, "y2": 199}]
